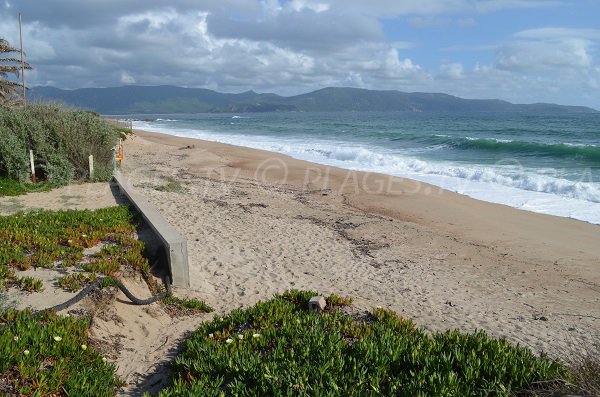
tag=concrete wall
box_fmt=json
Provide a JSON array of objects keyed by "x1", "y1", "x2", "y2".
[{"x1": 113, "y1": 171, "x2": 190, "y2": 287}]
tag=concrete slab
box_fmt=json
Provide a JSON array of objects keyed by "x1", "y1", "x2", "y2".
[{"x1": 113, "y1": 171, "x2": 190, "y2": 287}]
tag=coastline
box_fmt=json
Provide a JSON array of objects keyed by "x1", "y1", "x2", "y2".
[
  {"x1": 4, "y1": 128, "x2": 597, "y2": 394},
  {"x1": 124, "y1": 129, "x2": 599, "y2": 353}
]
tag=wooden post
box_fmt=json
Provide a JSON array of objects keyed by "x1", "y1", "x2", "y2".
[
  {"x1": 29, "y1": 150, "x2": 36, "y2": 182},
  {"x1": 19, "y1": 13, "x2": 26, "y2": 104},
  {"x1": 88, "y1": 155, "x2": 94, "y2": 181}
]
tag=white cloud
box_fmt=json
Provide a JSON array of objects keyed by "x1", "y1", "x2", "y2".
[
  {"x1": 438, "y1": 62, "x2": 465, "y2": 79},
  {"x1": 287, "y1": 0, "x2": 330, "y2": 13},
  {"x1": 515, "y1": 27, "x2": 600, "y2": 40},
  {"x1": 496, "y1": 39, "x2": 592, "y2": 71},
  {"x1": 1, "y1": 0, "x2": 598, "y2": 108},
  {"x1": 494, "y1": 26, "x2": 599, "y2": 74}
]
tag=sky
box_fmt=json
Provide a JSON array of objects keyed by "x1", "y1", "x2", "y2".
[{"x1": 1, "y1": 0, "x2": 599, "y2": 109}]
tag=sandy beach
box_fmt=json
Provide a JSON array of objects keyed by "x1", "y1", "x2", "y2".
[
  {"x1": 124, "y1": 129, "x2": 599, "y2": 349},
  {"x1": 2, "y1": 128, "x2": 598, "y2": 395}
]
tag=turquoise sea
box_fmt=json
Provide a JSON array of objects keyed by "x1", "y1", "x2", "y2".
[{"x1": 132, "y1": 111, "x2": 600, "y2": 224}]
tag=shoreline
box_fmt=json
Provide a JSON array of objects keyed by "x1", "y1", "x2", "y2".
[
  {"x1": 3, "y1": 128, "x2": 598, "y2": 394},
  {"x1": 130, "y1": 128, "x2": 600, "y2": 258},
  {"x1": 123, "y1": 129, "x2": 599, "y2": 353},
  {"x1": 133, "y1": 119, "x2": 600, "y2": 226}
]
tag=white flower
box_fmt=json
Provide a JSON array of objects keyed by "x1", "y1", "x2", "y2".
[
  {"x1": 237, "y1": 334, "x2": 243, "y2": 340},
  {"x1": 67, "y1": 240, "x2": 73, "y2": 243},
  {"x1": 24, "y1": 350, "x2": 30, "y2": 356},
  {"x1": 225, "y1": 338, "x2": 233, "y2": 344},
  {"x1": 81, "y1": 234, "x2": 87, "y2": 238},
  {"x1": 81, "y1": 344, "x2": 87, "y2": 351},
  {"x1": 13, "y1": 336, "x2": 18, "y2": 342},
  {"x1": 102, "y1": 357, "x2": 107, "y2": 363},
  {"x1": 208, "y1": 333, "x2": 214, "y2": 338},
  {"x1": 253, "y1": 333, "x2": 260, "y2": 338},
  {"x1": 53, "y1": 336, "x2": 62, "y2": 342},
  {"x1": 296, "y1": 319, "x2": 301, "y2": 324}
]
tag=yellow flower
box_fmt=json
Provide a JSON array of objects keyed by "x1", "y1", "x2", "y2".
[
  {"x1": 102, "y1": 357, "x2": 107, "y2": 363},
  {"x1": 24, "y1": 350, "x2": 30, "y2": 356},
  {"x1": 53, "y1": 336, "x2": 62, "y2": 342},
  {"x1": 253, "y1": 333, "x2": 260, "y2": 338},
  {"x1": 225, "y1": 338, "x2": 233, "y2": 344},
  {"x1": 81, "y1": 344, "x2": 87, "y2": 351}
]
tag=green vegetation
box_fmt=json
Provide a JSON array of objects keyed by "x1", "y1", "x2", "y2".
[
  {"x1": 0, "y1": 38, "x2": 31, "y2": 107},
  {"x1": 163, "y1": 296, "x2": 213, "y2": 315},
  {"x1": 0, "y1": 102, "x2": 120, "y2": 186},
  {"x1": 0, "y1": 176, "x2": 53, "y2": 196},
  {"x1": 151, "y1": 290, "x2": 567, "y2": 397},
  {"x1": 30, "y1": 85, "x2": 599, "y2": 114},
  {"x1": 0, "y1": 309, "x2": 121, "y2": 396},
  {"x1": 136, "y1": 175, "x2": 185, "y2": 193},
  {"x1": 0, "y1": 206, "x2": 148, "y2": 293},
  {"x1": 57, "y1": 272, "x2": 97, "y2": 292}
]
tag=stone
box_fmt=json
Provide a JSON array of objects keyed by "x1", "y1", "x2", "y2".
[{"x1": 308, "y1": 296, "x2": 326, "y2": 312}]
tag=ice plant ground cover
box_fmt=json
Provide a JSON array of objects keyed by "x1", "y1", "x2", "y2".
[
  {"x1": 0, "y1": 309, "x2": 122, "y2": 396},
  {"x1": 150, "y1": 290, "x2": 569, "y2": 397},
  {"x1": 0, "y1": 205, "x2": 212, "y2": 310},
  {"x1": 0, "y1": 206, "x2": 152, "y2": 293},
  {"x1": 0, "y1": 205, "x2": 213, "y2": 395}
]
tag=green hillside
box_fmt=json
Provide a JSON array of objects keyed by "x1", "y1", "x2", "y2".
[{"x1": 29, "y1": 85, "x2": 598, "y2": 114}]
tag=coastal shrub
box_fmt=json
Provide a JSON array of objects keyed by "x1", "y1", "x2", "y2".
[
  {"x1": 0, "y1": 102, "x2": 119, "y2": 185},
  {"x1": 151, "y1": 291, "x2": 566, "y2": 397},
  {"x1": 0, "y1": 309, "x2": 121, "y2": 396}
]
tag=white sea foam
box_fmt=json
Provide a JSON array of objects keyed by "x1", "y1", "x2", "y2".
[{"x1": 134, "y1": 121, "x2": 600, "y2": 224}]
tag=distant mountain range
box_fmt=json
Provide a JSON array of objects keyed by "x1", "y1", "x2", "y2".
[{"x1": 29, "y1": 85, "x2": 598, "y2": 114}]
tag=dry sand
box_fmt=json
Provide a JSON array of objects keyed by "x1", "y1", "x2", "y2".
[{"x1": 3, "y1": 129, "x2": 599, "y2": 396}]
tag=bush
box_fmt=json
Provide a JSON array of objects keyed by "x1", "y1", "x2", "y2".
[
  {"x1": 0, "y1": 102, "x2": 119, "y2": 185},
  {"x1": 152, "y1": 291, "x2": 566, "y2": 397}
]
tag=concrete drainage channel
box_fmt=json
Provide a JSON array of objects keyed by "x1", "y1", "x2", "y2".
[{"x1": 112, "y1": 171, "x2": 190, "y2": 288}]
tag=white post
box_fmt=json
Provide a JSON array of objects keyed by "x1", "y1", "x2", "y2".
[
  {"x1": 29, "y1": 150, "x2": 36, "y2": 182},
  {"x1": 89, "y1": 155, "x2": 94, "y2": 181}
]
